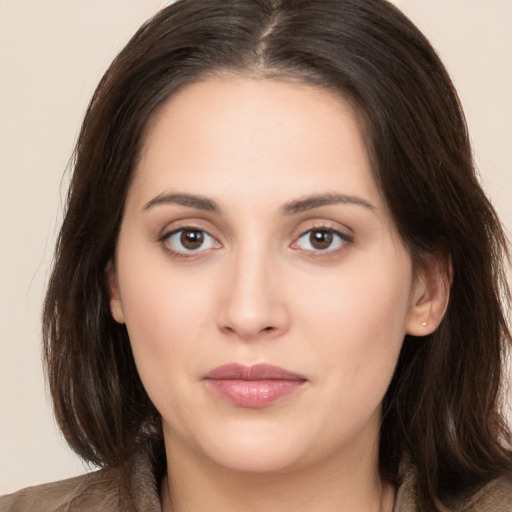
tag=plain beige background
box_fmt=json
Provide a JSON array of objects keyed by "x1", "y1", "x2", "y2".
[{"x1": 1, "y1": 0, "x2": 511, "y2": 495}]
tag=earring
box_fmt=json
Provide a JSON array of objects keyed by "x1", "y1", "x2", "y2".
[{"x1": 421, "y1": 321, "x2": 427, "y2": 327}]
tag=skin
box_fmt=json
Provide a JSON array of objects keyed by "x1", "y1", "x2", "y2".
[{"x1": 109, "y1": 77, "x2": 449, "y2": 511}]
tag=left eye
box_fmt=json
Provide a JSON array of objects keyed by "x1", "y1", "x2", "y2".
[
  {"x1": 165, "y1": 228, "x2": 218, "y2": 253},
  {"x1": 294, "y1": 228, "x2": 348, "y2": 252}
]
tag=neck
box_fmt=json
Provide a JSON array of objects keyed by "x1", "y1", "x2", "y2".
[{"x1": 160, "y1": 434, "x2": 395, "y2": 512}]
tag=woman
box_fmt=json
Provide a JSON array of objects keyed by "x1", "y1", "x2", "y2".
[{"x1": 1, "y1": 0, "x2": 511, "y2": 510}]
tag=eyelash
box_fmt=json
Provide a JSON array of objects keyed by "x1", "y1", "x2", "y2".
[
  {"x1": 158, "y1": 225, "x2": 353, "y2": 259},
  {"x1": 292, "y1": 226, "x2": 353, "y2": 257},
  {"x1": 158, "y1": 226, "x2": 220, "y2": 258}
]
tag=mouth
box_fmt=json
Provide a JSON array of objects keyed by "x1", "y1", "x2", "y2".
[{"x1": 203, "y1": 363, "x2": 308, "y2": 408}]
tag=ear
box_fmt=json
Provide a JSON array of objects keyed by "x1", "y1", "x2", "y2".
[
  {"x1": 105, "y1": 260, "x2": 126, "y2": 324},
  {"x1": 406, "y1": 252, "x2": 452, "y2": 336}
]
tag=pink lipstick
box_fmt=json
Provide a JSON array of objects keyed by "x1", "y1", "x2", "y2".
[{"x1": 203, "y1": 363, "x2": 307, "y2": 408}]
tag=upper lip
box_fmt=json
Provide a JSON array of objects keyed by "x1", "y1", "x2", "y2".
[{"x1": 204, "y1": 363, "x2": 307, "y2": 381}]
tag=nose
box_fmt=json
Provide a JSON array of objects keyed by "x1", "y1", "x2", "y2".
[{"x1": 217, "y1": 248, "x2": 289, "y2": 341}]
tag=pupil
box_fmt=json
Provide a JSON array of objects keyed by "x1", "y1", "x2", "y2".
[
  {"x1": 181, "y1": 230, "x2": 204, "y2": 249},
  {"x1": 310, "y1": 230, "x2": 332, "y2": 249}
]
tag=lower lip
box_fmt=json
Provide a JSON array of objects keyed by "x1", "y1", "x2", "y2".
[{"x1": 204, "y1": 379, "x2": 305, "y2": 408}]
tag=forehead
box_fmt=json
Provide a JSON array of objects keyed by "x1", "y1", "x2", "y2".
[{"x1": 131, "y1": 76, "x2": 381, "y2": 210}]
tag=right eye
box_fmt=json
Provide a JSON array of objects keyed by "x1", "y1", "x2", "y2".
[
  {"x1": 163, "y1": 228, "x2": 220, "y2": 255},
  {"x1": 292, "y1": 227, "x2": 352, "y2": 255}
]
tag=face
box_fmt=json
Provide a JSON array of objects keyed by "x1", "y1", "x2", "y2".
[{"x1": 109, "y1": 77, "x2": 433, "y2": 475}]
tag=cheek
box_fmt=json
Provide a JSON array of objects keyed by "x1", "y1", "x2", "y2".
[
  {"x1": 115, "y1": 249, "x2": 217, "y2": 393},
  {"x1": 296, "y1": 254, "x2": 412, "y2": 396},
  {"x1": 119, "y1": 272, "x2": 216, "y2": 430},
  {"x1": 123, "y1": 284, "x2": 209, "y2": 349}
]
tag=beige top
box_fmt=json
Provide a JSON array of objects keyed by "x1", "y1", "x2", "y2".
[{"x1": 1, "y1": 450, "x2": 511, "y2": 511}]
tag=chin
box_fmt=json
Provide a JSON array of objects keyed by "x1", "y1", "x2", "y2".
[
  {"x1": 165, "y1": 414, "x2": 320, "y2": 474},
  {"x1": 206, "y1": 441, "x2": 308, "y2": 474}
]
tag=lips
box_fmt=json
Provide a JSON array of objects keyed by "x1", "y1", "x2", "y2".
[{"x1": 203, "y1": 363, "x2": 307, "y2": 408}]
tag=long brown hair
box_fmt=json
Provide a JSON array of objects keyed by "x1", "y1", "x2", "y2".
[{"x1": 43, "y1": 0, "x2": 512, "y2": 509}]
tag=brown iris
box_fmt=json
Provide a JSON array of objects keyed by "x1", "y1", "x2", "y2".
[
  {"x1": 180, "y1": 229, "x2": 204, "y2": 250},
  {"x1": 309, "y1": 229, "x2": 333, "y2": 250}
]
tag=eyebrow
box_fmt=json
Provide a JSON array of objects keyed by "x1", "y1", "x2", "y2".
[
  {"x1": 142, "y1": 191, "x2": 376, "y2": 215},
  {"x1": 143, "y1": 193, "x2": 221, "y2": 212},
  {"x1": 280, "y1": 193, "x2": 376, "y2": 215}
]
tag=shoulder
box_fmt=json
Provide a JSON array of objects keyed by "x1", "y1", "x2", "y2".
[
  {"x1": 0, "y1": 468, "x2": 122, "y2": 512},
  {"x1": 395, "y1": 467, "x2": 512, "y2": 512},
  {"x1": 461, "y1": 471, "x2": 512, "y2": 512},
  {"x1": 0, "y1": 444, "x2": 161, "y2": 512}
]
